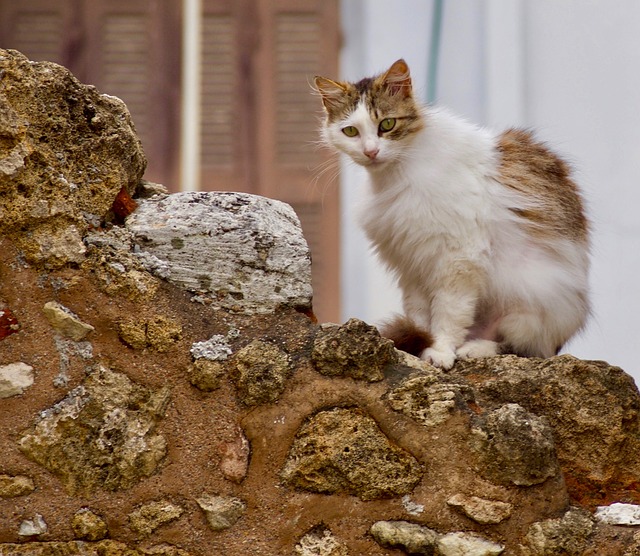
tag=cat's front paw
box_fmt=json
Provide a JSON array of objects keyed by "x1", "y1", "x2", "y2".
[
  {"x1": 421, "y1": 346, "x2": 456, "y2": 370},
  {"x1": 456, "y1": 339, "x2": 499, "y2": 360}
]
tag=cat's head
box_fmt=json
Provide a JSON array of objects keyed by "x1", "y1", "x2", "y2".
[{"x1": 314, "y1": 59, "x2": 424, "y2": 169}]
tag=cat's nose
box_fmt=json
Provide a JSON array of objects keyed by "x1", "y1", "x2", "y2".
[{"x1": 364, "y1": 147, "x2": 379, "y2": 160}]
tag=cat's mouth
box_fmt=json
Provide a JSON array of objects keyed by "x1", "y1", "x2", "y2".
[{"x1": 361, "y1": 156, "x2": 386, "y2": 168}]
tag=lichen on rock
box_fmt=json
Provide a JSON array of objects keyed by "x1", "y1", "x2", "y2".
[{"x1": 18, "y1": 365, "x2": 170, "y2": 494}]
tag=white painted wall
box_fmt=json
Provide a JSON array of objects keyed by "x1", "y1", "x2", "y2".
[{"x1": 339, "y1": 0, "x2": 640, "y2": 381}]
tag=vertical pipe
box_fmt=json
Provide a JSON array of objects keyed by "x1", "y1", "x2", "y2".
[
  {"x1": 180, "y1": 0, "x2": 202, "y2": 192},
  {"x1": 427, "y1": 0, "x2": 444, "y2": 104}
]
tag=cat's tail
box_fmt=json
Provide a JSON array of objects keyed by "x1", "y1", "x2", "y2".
[{"x1": 379, "y1": 315, "x2": 433, "y2": 357}]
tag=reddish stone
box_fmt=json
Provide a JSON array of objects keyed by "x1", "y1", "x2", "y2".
[
  {"x1": 111, "y1": 186, "x2": 138, "y2": 222},
  {"x1": 0, "y1": 308, "x2": 20, "y2": 340}
]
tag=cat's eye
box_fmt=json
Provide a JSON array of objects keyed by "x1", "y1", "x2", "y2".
[
  {"x1": 342, "y1": 126, "x2": 359, "y2": 137},
  {"x1": 379, "y1": 118, "x2": 396, "y2": 132}
]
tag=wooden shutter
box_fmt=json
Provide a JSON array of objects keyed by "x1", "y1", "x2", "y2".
[
  {"x1": 0, "y1": 0, "x2": 74, "y2": 67},
  {"x1": 200, "y1": 0, "x2": 252, "y2": 193},
  {"x1": 83, "y1": 0, "x2": 181, "y2": 187},
  {"x1": 258, "y1": 0, "x2": 340, "y2": 323},
  {"x1": 201, "y1": 0, "x2": 340, "y2": 322}
]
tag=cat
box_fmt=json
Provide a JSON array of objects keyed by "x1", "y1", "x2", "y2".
[{"x1": 314, "y1": 59, "x2": 590, "y2": 369}]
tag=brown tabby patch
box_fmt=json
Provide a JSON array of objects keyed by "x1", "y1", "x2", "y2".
[{"x1": 497, "y1": 129, "x2": 588, "y2": 242}]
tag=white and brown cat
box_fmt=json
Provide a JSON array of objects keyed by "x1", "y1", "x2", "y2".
[{"x1": 315, "y1": 59, "x2": 590, "y2": 369}]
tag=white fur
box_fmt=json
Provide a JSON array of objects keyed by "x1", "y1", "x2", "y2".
[{"x1": 326, "y1": 103, "x2": 590, "y2": 368}]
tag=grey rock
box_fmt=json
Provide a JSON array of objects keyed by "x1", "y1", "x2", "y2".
[
  {"x1": 0, "y1": 362, "x2": 34, "y2": 398},
  {"x1": 369, "y1": 520, "x2": 439, "y2": 555},
  {"x1": 126, "y1": 191, "x2": 312, "y2": 314},
  {"x1": 281, "y1": 408, "x2": 422, "y2": 501},
  {"x1": 595, "y1": 503, "x2": 640, "y2": 526},
  {"x1": 190, "y1": 335, "x2": 232, "y2": 361},
  {"x1": 196, "y1": 494, "x2": 246, "y2": 532},
  {"x1": 18, "y1": 514, "x2": 47, "y2": 537}
]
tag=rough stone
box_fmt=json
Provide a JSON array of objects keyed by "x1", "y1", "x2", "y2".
[
  {"x1": 386, "y1": 369, "x2": 476, "y2": 426},
  {"x1": 229, "y1": 339, "x2": 291, "y2": 406},
  {"x1": 0, "y1": 362, "x2": 34, "y2": 398},
  {"x1": 118, "y1": 315, "x2": 182, "y2": 352},
  {"x1": 471, "y1": 403, "x2": 559, "y2": 486},
  {"x1": 0, "y1": 48, "x2": 146, "y2": 267},
  {"x1": 18, "y1": 365, "x2": 169, "y2": 494},
  {"x1": 190, "y1": 334, "x2": 233, "y2": 361},
  {"x1": 42, "y1": 301, "x2": 95, "y2": 341},
  {"x1": 281, "y1": 408, "x2": 423, "y2": 501},
  {"x1": 454, "y1": 355, "x2": 640, "y2": 500},
  {"x1": 520, "y1": 507, "x2": 594, "y2": 556},
  {"x1": 0, "y1": 306, "x2": 20, "y2": 339},
  {"x1": 18, "y1": 514, "x2": 48, "y2": 536},
  {"x1": 295, "y1": 525, "x2": 349, "y2": 556},
  {"x1": 0, "y1": 540, "x2": 193, "y2": 555},
  {"x1": 369, "y1": 520, "x2": 439, "y2": 555},
  {"x1": 195, "y1": 494, "x2": 246, "y2": 532},
  {"x1": 31, "y1": 224, "x2": 87, "y2": 268},
  {"x1": 595, "y1": 503, "x2": 640, "y2": 526},
  {"x1": 447, "y1": 494, "x2": 513, "y2": 524},
  {"x1": 128, "y1": 500, "x2": 184, "y2": 537},
  {"x1": 311, "y1": 318, "x2": 398, "y2": 381},
  {"x1": 437, "y1": 532, "x2": 504, "y2": 556},
  {"x1": 219, "y1": 427, "x2": 251, "y2": 483},
  {"x1": 126, "y1": 191, "x2": 312, "y2": 314},
  {"x1": 83, "y1": 228, "x2": 159, "y2": 302},
  {"x1": 188, "y1": 359, "x2": 225, "y2": 392},
  {"x1": 72, "y1": 508, "x2": 108, "y2": 541},
  {"x1": 0, "y1": 474, "x2": 35, "y2": 498}
]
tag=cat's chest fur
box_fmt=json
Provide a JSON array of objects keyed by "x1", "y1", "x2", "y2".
[{"x1": 358, "y1": 109, "x2": 512, "y2": 276}]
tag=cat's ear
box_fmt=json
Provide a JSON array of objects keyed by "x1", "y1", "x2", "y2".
[
  {"x1": 314, "y1": 76, "x2": 347, "y2": 113},
  {"x1": 382, "y1": 59, "x2": 412, "y2": 98}
]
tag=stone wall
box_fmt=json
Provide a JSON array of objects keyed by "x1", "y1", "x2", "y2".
[{"x1": 2, "y1": 48, "x2": 640, "y2": 555}]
